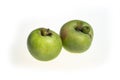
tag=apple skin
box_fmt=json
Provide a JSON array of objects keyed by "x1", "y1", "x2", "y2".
[
  {"x1": 60, "y1": 20, "x2": 93, "y2": 53},
  {"x1": 27, "y1": 28, "x2": 62, "y2": 61}
]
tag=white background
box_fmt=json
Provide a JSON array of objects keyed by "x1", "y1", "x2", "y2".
[{"x1": 0, "y1": 0, "x2": 120, "y2": 80}]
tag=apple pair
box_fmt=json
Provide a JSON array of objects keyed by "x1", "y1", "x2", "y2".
[{"x1": 27, "y1": 20, "x2": 93, "y2": 61}]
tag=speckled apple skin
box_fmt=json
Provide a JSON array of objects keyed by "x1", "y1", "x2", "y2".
[{"x1": 27, "y1": 28, "x2": 62, "y2": 61}]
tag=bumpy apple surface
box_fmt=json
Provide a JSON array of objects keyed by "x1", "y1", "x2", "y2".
[
  {"x1": 27, "y1": 28, "x2": 62, "y2": 61},
  {"x1": 60, "y1": 20, "x2": 93, "y2": 53}
]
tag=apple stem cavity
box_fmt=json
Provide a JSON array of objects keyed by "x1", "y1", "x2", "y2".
[
  {"x1": 75, "y1": 26, "x2": 90, "y2": 34},
  {"x1": 40, "y1": 28, "x2": 52, "y2": 36}
]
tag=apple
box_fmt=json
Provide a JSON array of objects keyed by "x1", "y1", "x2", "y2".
[
  {"x1": 60, "y1": 20, "x2": 93, "y2": 53},
  {"x1": 27, "y1": 28, "x2": 62, "y2": 61}
]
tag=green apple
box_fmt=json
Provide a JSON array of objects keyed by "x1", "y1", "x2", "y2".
[
  {"x1": 60, "y1": 20, "x2": 93, "y2": 53},
  {"x1": 27, "y1": 28, "x2": 62, "y2": 61}
]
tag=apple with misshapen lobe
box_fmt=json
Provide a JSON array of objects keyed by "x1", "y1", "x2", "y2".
[{"x1": 60, "y1": 20, "x2": 93, "y2": 53}]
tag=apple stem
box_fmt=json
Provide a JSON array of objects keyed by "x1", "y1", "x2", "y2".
[
  {"x1": 75, "y1": 26, "x2": 90, "y2": 34},
  {"x1": 40, "y1": 28, "x2": 52, "y2": 36}
]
